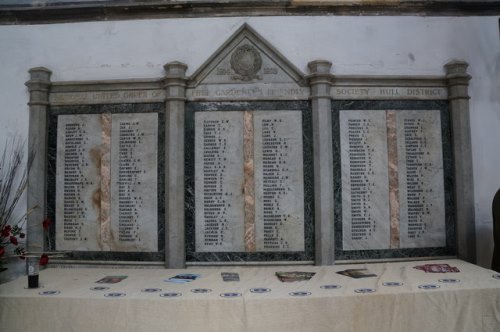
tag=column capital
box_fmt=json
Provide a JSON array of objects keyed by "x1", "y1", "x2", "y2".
[
  {"x1": 307, "y1": 60, "x2": 334, "y2": 99},
  {"x1": 28, "y1": 67, "x2": 52, "y2": 82},
  {"x1": 445, "y1": 60, "x2": 470, "y2": 76},
  {"x1": 163, "y1": 61, "x2": 188, "y2": 79},
  {"x1": 445, "y1": 60, "x2": 471, "y2": 100},
  {"x1": 25, "y1": 67, "x2": 52, "y2": 106},
  {"x1": 308, "y1": 60, "x2": 332, "y2": 75},
  {"x1": 163, "y1": 62, "x2": 188, "y2": 101}
]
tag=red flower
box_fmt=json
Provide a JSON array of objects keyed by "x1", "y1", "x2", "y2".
[
  {"x1": 39, "y1": 254, "x2": 49, "y2": 266},
  {"x1": 19, "y1": 232, "x2": 25, "y2": 239},
  {"x1": 42, "y1": 218, "x2": 52, "y2": 231},
  {"x1": 10, "y1": 236, "x2": 18, "y2": 245},
  {"x1": 1, "y1": 226, "x2": 11, "y2": 237},
  {"x1": 0, "y1": 246, "x2": 4, "y2": 257}
]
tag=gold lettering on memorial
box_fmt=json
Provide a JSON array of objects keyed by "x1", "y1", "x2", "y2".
[
  {"x1": 92, "y1": 92, "x2": 120, "y2": 101},
  {"x1": 192, "y1": 89, "x2": 209, "y2": 97},
  {"x1": 266, "y1": 88, "x2": 308, "y2": 97},
  {"x1": 335, "y1": 88, "x2": 370, "y2": 96},
  {"x1": 215, "y1": 87, "x2": 263, "y2": 97},
  {"x1": 122, "y1": 91, "x2": 147, "y2": 99},
  {"x1": 380, "y1": 88, "x2": 400, "y2": 96},
  {"x1": 406, "y1": 88, "x2": 442, "y2": 97}
]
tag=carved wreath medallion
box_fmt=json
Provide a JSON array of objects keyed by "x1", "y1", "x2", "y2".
[{"x1": 230, "y1": 44, "x2": 262, "y2": 81}]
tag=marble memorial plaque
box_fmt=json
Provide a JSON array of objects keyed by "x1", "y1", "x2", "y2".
[
  {"x1": 340, "y1": 111, "x2": 391, "y2": 251},
  {"x1": 194, "y1": 111, "x2": 245, "y2": 252},
  {"x1": 56, "y1": 114, "x2": 102, "y2": 251},
  {"x1": 55, "y1": 112, "x2": 159, "y2": 252},
  {"x1": 254, "y1": 111, "x2": 305, "y2": 252},
  {"x1": 397, "y1": 110, "x2": 445, "y2": 248},
  {"x1": 110, "y1": 113, "x2": 158, "y2": 252}
]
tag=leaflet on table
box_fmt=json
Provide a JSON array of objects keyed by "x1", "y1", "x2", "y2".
[
  {"x1": 95, "y1": 276, "x2": 128, "y2": 284},
  {"x1": 275, "y1": 271, "x2": 316, "y2": 282},
  {"x1": 414, "y1": 264, "x2": 460, "y2": 273},
  {"x1": 221, "y1": 272, "x2": 240, "y2": 282},
  {"x1": 165, "y1": 274, "x2": 201, "y2": 283},
  {"x1": 336, "y1": 269, "x2": 377, "y2": 279}
]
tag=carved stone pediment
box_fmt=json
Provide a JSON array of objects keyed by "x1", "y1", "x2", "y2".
[{"x1": 187, "y1": 24, "x2": 309, "y2": 101}]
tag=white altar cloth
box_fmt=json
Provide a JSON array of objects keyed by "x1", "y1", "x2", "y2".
[{"x1": 1, "y1": 259, "x2": 499, "y2": 332}]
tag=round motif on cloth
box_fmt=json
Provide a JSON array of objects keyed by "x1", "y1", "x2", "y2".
[
  {"x1": 354, "y1": 288, "x2": 376, "y2": 294},
  {"x1": 230, "y1": 44, "x2": 262, "y2": 81},
  {"x1": 90, "y1": 286, "x2": 110, "y2": 291},
  {"x1": 159, "y1": 292, "x2": 182, "y2": 298},
  {"x1": 382, "y1": 282, "x2": 403, "y2": 287},
  {"x1": 220, "y1": 292, "x2": 242, "y2": 298},
  {"x1": 418, "y1": 284, "x2": 440, "y2": 290},
  {"x1": 38, "y1": 290, "x2": 61, "y2": 296},
  {"x1": 320, "y1": 284, "x2": 342, "y2": 290},
  {"x1": 190, "y1": 288, "x2": 212, "y2": 294},
  {"x1": 438, "y1": 279, "x2": 460, "y2": 284},
  {"x1": 289, "y1": 291, "x2": 311, "y2": 297},
  {"x1": 141, "y1": 288, "x2": 162, "y2": 293},
  {"x1": 250, "y1": 287, "x2": 271, "y2": 293},
  {"x1": 104, "y1": 292, "x2": 126, "y2": 298}
]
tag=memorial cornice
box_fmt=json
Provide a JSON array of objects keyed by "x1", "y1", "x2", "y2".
[{"x1": 1, "y1": 1, "x2": 500, "y2": 25}]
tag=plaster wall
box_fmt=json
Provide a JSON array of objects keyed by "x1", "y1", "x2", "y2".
[{"x1": 0, "y1": 15, "x2": 498, "y2": 272}]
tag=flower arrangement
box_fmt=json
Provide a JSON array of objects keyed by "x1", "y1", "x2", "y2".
[{"x1": 0, "y1": 137, "x2": 50, "y2": 271}]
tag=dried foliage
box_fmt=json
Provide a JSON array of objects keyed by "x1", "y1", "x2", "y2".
[{"x1": 0, "y1": 137, "x2": 34, "y2": 269}]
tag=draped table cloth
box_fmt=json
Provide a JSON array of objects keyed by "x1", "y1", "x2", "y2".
[{"x1": 1, "y1": 259, "x2": 499, "y2": 332}]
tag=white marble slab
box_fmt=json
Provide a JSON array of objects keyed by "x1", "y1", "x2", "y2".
[
  {"x1": 340, "y1": 110, "x2": 391, "y2": 251},
  {"x1": 110, "y1": 113, "x2": 158, "y2": 252},
  {"x1": 55, "y1": 114, "x2": 102, "y2": 251},
  {"x1": 194, "y1": 111, "x2": 245, "y2": 252},
  {"x1": 254, "y1": 111, "x2": 305, "y2": 252},
  {"x1": 397, "y1": 110, "x2": 446, "y2": 248}
]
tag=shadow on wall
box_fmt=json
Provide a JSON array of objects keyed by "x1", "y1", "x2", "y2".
[{"x1": 0, "y1": 257, "x2": 25, "y2": 285}]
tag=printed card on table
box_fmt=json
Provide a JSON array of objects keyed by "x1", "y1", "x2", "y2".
[
  {"x1": 221, "y1": 272, "x2": 240, "y2": 282},
  {"x1": 336, "y1": 269, "x2": 377, "y2": 279},
  {"x1": 166, "y1": 274, "x2": 201, "y2": 283},
  {"x1": 95, "y1": 276, "x2": 128, "y2": 284}
]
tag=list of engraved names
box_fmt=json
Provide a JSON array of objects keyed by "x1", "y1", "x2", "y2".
[
  {"x1": 195, "y1": 112, "x2": 245, "y2": 252},
  {"x1": 340, "y1": 110, "x2": 445, "y2": 251},
  {"x1": 254, "y1": 111, "x2": 305, "y2": 252},
  {"x1": 110, "y1": 113, "x2": 158, "y2": 251},
  {"x1": 397, "y1": 111, "x2": 445, "y2": 248},
  {"x1": 56, "y1": 115, "x2": 101, "y2": 250},
  {"x1": 56, "y1": 113, "x2": 159, "y2": 252},
  {"x1": 194, "y1": 110, "x2": 305, "y2": 253},
  {"x1": 340, "y1": 111, "x2": 390, "y2": 250}
]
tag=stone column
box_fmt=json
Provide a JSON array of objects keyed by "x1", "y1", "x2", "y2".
[
  {"x1": 25, "y1": 67, "x2": 52, "y2": 254},
  {"x1": 445, "y1": 60, "x2": 476, "y2": 263},
  {"x1": 163, "y1": 62, "x2": 188, "y2": 268},
  {"x1": 308, "y1": 60, "x2": 335, "y2": 265}
]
